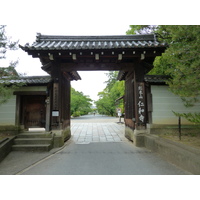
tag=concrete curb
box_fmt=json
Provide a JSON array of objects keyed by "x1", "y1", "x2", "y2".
[
  {"x1": 0, "y1": 137, "x2": 16, "y2": 163},
  {"x1": 144, "y1": 134, "x2": 200, "y2": 175}
]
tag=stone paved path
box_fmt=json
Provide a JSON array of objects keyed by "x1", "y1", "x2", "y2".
[
  {"x1": 71, "y1": 114, "x2": 126, "y2": 143},
  {"x1": 71, "y1": 122, "x2": 126, "y2": 143}
]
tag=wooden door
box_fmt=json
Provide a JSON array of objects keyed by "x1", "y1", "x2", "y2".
[{"x1": 22, "y1": 96, "x2": 46, "y2": 129}]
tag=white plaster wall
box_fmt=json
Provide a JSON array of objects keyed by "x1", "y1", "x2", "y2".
[
  {"x1": 0, "y1": 86, "x2": 47, "y2": 125},
  {"x1": 0, "y1": 95, "x2": 16, "y2": 125},
  {"x1": 151, "y1": 85, "x2": 200, "y2": 125}
]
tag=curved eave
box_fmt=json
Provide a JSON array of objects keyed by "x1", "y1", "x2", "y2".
[{"x1": 19, "y1": 42, "x2": 167, "y2": 52}]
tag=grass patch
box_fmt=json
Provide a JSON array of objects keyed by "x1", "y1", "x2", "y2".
[
  {"x1": 159, "y1": 132, "x2": 200, "y2": 149},
  {"x1": 0, "y1": 134, "x2": 12, "y2": 140}
]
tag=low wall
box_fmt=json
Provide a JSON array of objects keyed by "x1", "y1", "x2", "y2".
[
  {"x1": 125, "y1": 124, "x2": 200, "y2": 174},
  {"x1": 0, "y1": 125, "x2": 20, "y2": 135},
  {"x1": 147, "y1": 124, "x2": 200, "y2": 135},
  {"x1": 0, "y1": 137, "x2": 16, "y2": 163},
  {"x1": 144, "y1": 134, "x2": 200, "y2": 175}
]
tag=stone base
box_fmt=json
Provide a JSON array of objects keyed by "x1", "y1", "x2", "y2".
[
  {"x1": 125, "y1": 126, "x2": 147, "y2": 147},
  {"x1": 125, "y1": 126, "x2": 134, "y2": 142},
  {"x1": 52, "y1": 126, "x2": 71, "y2": 148},
  {"x1": 62, "y1": 126, "x2": 71, "y2": 142}
]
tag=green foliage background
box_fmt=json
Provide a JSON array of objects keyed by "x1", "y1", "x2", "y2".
[
  {"x1": 71, "y1": 87, "x2": 92, "y2": 117},
  {"x1": 95, "y1": 71, "x2": 124, "y2": 116},
  {"x1": 127, "y1": 25, "x2": 200, "y2": 124},
  {"x1": 0, "y1": 25, "x2": 23, "y2": 105}
]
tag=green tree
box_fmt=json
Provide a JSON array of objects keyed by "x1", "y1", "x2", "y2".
[
  {"x1": 156, "y1": 25, "x2": 200, "y2": 97},
  {"x1": 71, "y1": 87, "x2": 92, "y2": 117},
  {"x1": 127, "y1": 25, "x2": 200, "y2": 123},
  {"x1": 95, "y1": 89, "x2": 115, "y2": 116},
  {"x1": 104, "y1": 71, "x2": 118, "y2": 91},
  {"x1": 0, "y1": 25, "x2": 21, "y2": 104},
  {"x1": 126, "y1": 25, "x2": 156, "y2": 35},
  {"x1": 95, "y1": 71, "x2": 124, "y2": 116},
  {"x1": 157, "y1": 25, "x2": 200, "y2": 123}
]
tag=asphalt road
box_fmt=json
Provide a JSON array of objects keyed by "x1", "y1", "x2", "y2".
[
  {"x1": 17, "y1": 115, "x2": 189, "y2": 175},
  {"x1": 19, "y1": 140, "x2": 189, "y2": 175}
]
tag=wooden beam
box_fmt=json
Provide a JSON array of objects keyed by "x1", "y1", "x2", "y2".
[
  {"x1": 61, "y1": 62, "x2": 133, "y2": 71},
  {"x1": 13, "y1": 91, "x2": 46, "y2": 95},
  {"x1": 28, "y1": 47, "x2": 165, "y2": 59}
]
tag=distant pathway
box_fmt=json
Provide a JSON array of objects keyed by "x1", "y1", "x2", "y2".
[{"x1": 71, "y1": 114, "x2": 125, "y2": 143}]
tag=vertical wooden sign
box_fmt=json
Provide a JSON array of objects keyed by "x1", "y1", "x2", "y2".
[
  {"x1": 135, "y1": 82, "x2": 146, "y2": 126},
  {"x1": 53, "y1": 83, "x2": 59, "y2": 112}
]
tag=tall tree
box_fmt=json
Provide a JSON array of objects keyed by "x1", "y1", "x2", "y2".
[
  {"x1": 156, "y1": 25, "x2": 200, "y2": 97},
  {"x1": 126, "y1": 25, "x2": 156, "y2": 35},
  {"x1": 71, "y1": 87, "x2": 92, "y2": 117},
  {"x1": 127, "y1": 25, "x2": 200, "y2": 123},
  {"x1": 95, "y1": 71, "x2": 124, "y2": 116},
  {"x1": 0, "y1": 25, "x2": 21, "y2": 104}
]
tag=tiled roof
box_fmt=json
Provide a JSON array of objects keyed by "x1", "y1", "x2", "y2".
[
  {"x1": 0, "y1": 76, "x2": 52, "y2": 85},
  {"x1": 20, "y1": 33, "x2": 167, "y2": 51},
  {"x1": 144, "y1": 75, "x2": 170, "y2": 84},
  {"x1": 117, "y1": 72, "x2": 170, "y2": 83}
]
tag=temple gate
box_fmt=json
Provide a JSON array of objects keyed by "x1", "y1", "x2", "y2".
[{"x1": 20, "y1": 34, "x2": 166, "y2": 146}]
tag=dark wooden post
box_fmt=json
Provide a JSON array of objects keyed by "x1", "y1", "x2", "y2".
[
  {"x1": 45, "y1": 82, "x2": 52, "y2": 132},
  {"x1": 124, "y1": 72, "x2": 135, "y2": 126},
  {"x1": 50, "y1": 61, "x2": 61, "y2": 130},
  {"x1": 15, "y1": 95, "x2": 21, "y2": 130},
  {"x1": 60, "y1": 72, "x2": 71, "y2": 130},
  {"x1": 48, "y1": 61, "x2": 71, "y2": 140},
  {"x1": 58, "y1": 72, "x2": 71, "y2": 140}
]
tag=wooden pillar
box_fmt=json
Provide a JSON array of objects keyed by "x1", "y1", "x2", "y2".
[
  {"x1": 15, "y1": 95, "x2": 21, "y2": 129},
  {"x1": 124, "y1": 71, "x2": 135, "y2": 129},
  {"x1": 51, "y1": 61, "x2": 61, "y2": 130},
  {"x1": 45, "y1": 82, "x2": 52, "y2": 132},
  {"x1": 124, "y1": 61, "x2": 148, "y2": 145},
  {"x1": 49, "y1": 61, "x2": 71, "y2": 140},
  {"x1": 60, "y1": 72, "x2": 71, "y2": 129},
  {"x1": 58, "y1": 72, "x2": 71, "y2": 141}
]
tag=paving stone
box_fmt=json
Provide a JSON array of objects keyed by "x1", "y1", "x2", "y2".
[
  {"x1": 71, "y1": 119, "x2": 126, "y2": 143},
  {"x1": 106, "y1": 139, "x2": 115, "y2": 142},
  {"x1": 106, "y1": 136, "x2": 114, "y2": 139},
  {"x1": 113, "y1": 138, "x2": 122, "y2": 142}
]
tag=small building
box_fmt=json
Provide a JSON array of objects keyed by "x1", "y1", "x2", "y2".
[
  {"x1": 0, "y1": 76, "x2": 51, "y2": 133},
  {"x1": 0, "y1": 74, "x2": 79, "y2": 134}
]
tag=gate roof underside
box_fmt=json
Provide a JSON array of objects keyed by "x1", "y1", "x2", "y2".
[{"x1": 20, "y1": 34, "x2": 167, "y2": 73}]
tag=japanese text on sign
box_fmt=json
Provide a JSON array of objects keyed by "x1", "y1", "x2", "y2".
[
  {"x1": 137, "y1": 84, "x2": 145, "y2": 123},
  {"x1": 53, "y1": 83, "x2": 58, "y2": 110}
]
